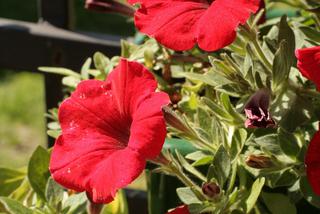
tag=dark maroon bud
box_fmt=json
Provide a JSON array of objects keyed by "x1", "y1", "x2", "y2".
[
  {"x1": 246, "y1": 155, "x2": 273, "y2": 169},
  {"x1": 85, "y1": 0, "x2": 134, "y2": 17},
  {"x1": 244, "y1": 89, "x2": 276, "y2": 128},
  {"x1": 202, "y1": 182, "x2": 220, "y2": 198}
]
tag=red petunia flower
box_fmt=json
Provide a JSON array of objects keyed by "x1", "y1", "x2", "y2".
[
  {"x1": 167, "y1": 205, "x2": 190, "y2": 214},
  {"x1": 305, "y1": 130, "x2": 320, "y2": 195},
  {"x1": 49, "y1": 58, "x2": 170, "y2": 203},
  {"x1": 129, "y1": 0, "x2": 260, "y2": 51},
  {"x1": 296, "y1": 46, "x2": 320, "y2": 90}
]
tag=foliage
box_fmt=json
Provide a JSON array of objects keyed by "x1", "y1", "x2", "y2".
[{"x1": 3, "y1": 0, "x2": 320, "y2": 213}]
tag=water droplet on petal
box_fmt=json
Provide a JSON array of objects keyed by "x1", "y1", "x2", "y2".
[
  {"x1": 69, "y1": 120, "x2": 78, "y2": 129},
  {"x1": 79, "y1": 93, "x2": 86, "y2": 99},
  {"x1": 104, "y1": 91, "x2": 112, "y2": 98},
  {"x1": 67, "y1": 168, "x2": 71, "y2": 174}
]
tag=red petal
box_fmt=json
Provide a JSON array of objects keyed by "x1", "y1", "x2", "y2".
[
  {"x1": 51, "y1": 139, "x2": 145, "y2": 203},
  {"x1": 197, "y1": 0, "x2": 260, "y2": 51},
  {"x1": 129, "y1": 92, "x2": 169, "y2": 159},
  {"x1": 133, "y1": 0, "x2": 259, "y2": 51},
  {"x1": 167, "y1": 205, "x2": 190, "y2": 214},
  {"x1": 107, "y1": 58, "x2": 158, "y2": 116},
  {"x1": 296, "y1": 46, "x2": 320, "y2": 89},
  {"x1": 305, "y1": 131, "x2": 320, "y2": 195},
  {"x1": 50, "y1": 58, "x2": 169, "y2": 203},
  {"x1": 134, "y1": 0, "x2": 207, "y2": 51}
]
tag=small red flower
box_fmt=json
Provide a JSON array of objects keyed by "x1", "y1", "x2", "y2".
[
  {"x1": 129, "y1": 0, "x2": 260, "y2": 51},
  {"x1": 49, "y1": 58, "x2": 170, "y2": 203},
  {"x1": 305, "y1": 130, "x2": 320, "y2": 195},
  {"x1": 167, "y1": 205, "x2": 190, "y2": 214},
  {"x1": 296, "y1": 46, "x2": 320, "y2": 89}
]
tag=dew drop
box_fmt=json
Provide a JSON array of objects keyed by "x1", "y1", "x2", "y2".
[
  {"x1": 104, "y1": 91, "x2": 112, "y2": 98},
  {"x1": 79, "y1": 93, "x2": 86, "y2": 99},
  {"x1": 69, "y1": 120, "x2": 77, "y2": 129},
  {"x1": 67, "y1": 168, "x2": 71, "y2": 174}
]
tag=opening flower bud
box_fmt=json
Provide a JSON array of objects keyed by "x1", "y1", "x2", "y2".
[
  {"x1": 244, "y1": 88, "x2": 276, "y2": 128},
  {"x1": 162, "y1": 106, "x2": 195, "y2": 137},
  {"x1": 202, "y1": 182, "x2": 220, "y2": 198},
  {"x1": 246, "y1": 155, "x2": 273, "y2": 169}
]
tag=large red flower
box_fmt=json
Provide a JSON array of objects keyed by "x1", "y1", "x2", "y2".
[
  {"x1": 305, "y1": 130, "x2": 320, "y2": 195},
  {"x1": 129, "y1": 0, "x2": 260, "y2": 51},
  {"x1": 296, "y1": 46, "x2": 320, "y2": 89},
  {"x1": 49, "y1": 58, "x2": 170, "y2": 203}
]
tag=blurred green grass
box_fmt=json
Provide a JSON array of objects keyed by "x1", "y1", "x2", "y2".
[{"x1": 0, "y1": 71, "x2": 46, "y2": 167}]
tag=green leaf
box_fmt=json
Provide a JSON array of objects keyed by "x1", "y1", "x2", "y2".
[
  {"x1": 186, "y1": 151, "x2": 209, "y2": 161},
  {"x1": 272, "y1": 40, "x2": 291, "y2": 91},
  {"x1": 278, "y1": 16, "x2": 295, "y2": 66},
  {"x1": 38, "y1": 67, "x2": 80, "y2": 78},
  {"x1": 245, "y1": 177, "x2": 265, "y2": 213},
  {"x1": 176, "y1": 151, "x2": 206, "y2": 182},
  {"x1": 0, "y1": 168, "x2": 25, "y2": 196},
  {"x1": 176, "y1": 187, "x2": 202, "y2": 205},
  {"x1": 299, "y1": 26, "x2": 320, "y2": 44},
  {"x1": 278, "y1": 129, "x2": 300, "y2": 160},
  {"x1": 62, "y1": 193, "x2": 87, "y2": 214},
  {"x1": 300, "y1": 176, "x2": 320, "y2": 208},
  {"x1": 261, "y1": 192, "x2": 296, "y2": 214},
  {"x1": 215, "y1": 84, "x2": 243, "y2": 97},
  {"x1": 45, "y1": 178, "x2": 64, "y2": 208},
  {"x1": 201, "y1": 97, "x2": 233, "y2": 123},
  {"x1": 220, "y1": 94, "x2": 244, "y2": 125},
  {"x1": 47, "y1": 130, "x2": 61, "y2": 139},
  {"x1": 192, "y1": 156, "x2": 214, "y2": 167},
  {"x1": 0, "y1": 197, "x2": 33, "y2": 214},
  {"x1": 209, "y1": 145, "x2": 231, "y2": 186},
  {"x1": 93, "y1": 52, "x2": 110, "y2": 77},
  {"x1": 128, "y1": 39, "x2": 159, "y2": 61},
  {"x1": 27, "y1": 146, "x2": 50, "y2": 201},
  {"x1": 230, "y1": 129, "x2": 247, "y2": 161},
  {"x1": 180, "y1": 71, "x2": 232, "y2": 87},
  {"x1": 9, "y1": 178, "x2": 31, "y2": 201},
  {"x1": 121, "y1": 40, "x2": 138, "y2": 58},
  {"x1": 254, "y1": 134, "x2": 282, "y2": 155},
  {"x1": 279, "y1": 93, "x2": 311, "y2": 132},
  {"x1": 62, "y1": 76, "x2": 81, "y2": 88},
  {"x1": 80, "y1": 58, "x2": 91, "y2": 80}
]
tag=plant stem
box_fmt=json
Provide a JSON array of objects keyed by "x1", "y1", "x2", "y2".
[
  {"x1": 153, "y1": 152, "x2": 207, "y2": 201},
  {"x1": 226, "y1": 163, "x2": 238, "y2": 195}
]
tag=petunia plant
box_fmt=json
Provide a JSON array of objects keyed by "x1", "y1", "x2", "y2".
[{"x1": 2, "y1": 0, "x2": 320, "y2": 213}]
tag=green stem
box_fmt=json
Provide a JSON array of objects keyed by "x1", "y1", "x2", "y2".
[
  {"x1": 169, "y1": 162, "x2": 206, "y2": 200},
  {"x1": 153, "y1": 153, "x2": 207, "y2": 201},
  {"x1": 226, "y1": 163, "x2": 238, "y2": 195}
]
